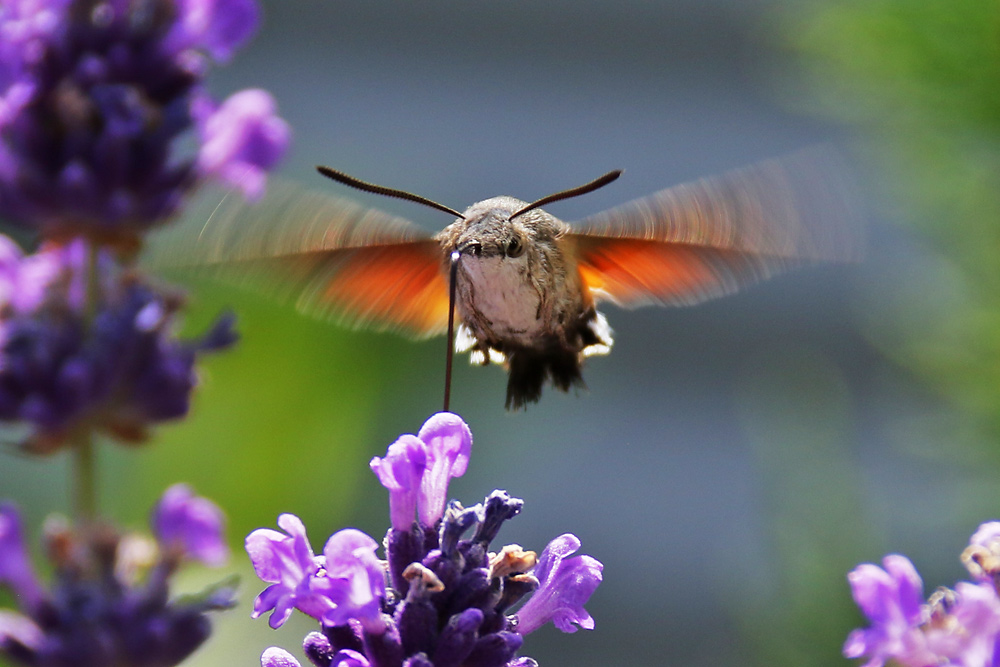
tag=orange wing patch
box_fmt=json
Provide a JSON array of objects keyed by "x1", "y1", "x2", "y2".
[
  {"x1": 574, "y1": 237, "x2": 796, "y2": 309},
  {"x1": 295, "y1": 240, "x2": 450, "y2": 339}
]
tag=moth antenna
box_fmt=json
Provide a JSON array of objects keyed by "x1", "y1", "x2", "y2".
[
  {"x1": 511, "y1": 169, "x2": 622, "y2": 220},
  {"x1": 443, "y1": 251, "x2": 460, "y2": 412},
  {"x1": 316, "y1": 166, "x2": 465, "y2": 219}
]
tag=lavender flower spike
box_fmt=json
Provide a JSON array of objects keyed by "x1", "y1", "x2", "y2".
[
  {"x1": 417, "y1": 412, "x2": 472, "y2": 526},
  {"x1": 0, "y1": 504, "x2": 44, "y2": 611},
  {"x1": 515, "y1": 533, "x2": 603, "y2": 636},
  {"x1": 0, "y1": 0, "x2": 289, "y2": 238},
  {"x1": 152, "y1": 483, "x2": 229, "y2": 566},
  {"x1": 1, "y1": 489, "x2": 237, "y2": 667},
  {"x1": 247, "y1": 514, "x2": 334, "y2": 628},
  {"x1": 0, "y1": 236, "x2": 237, "y2": 452},
  {"x1": 249, "y1": 412, "x2": 602, "y2": 666}
]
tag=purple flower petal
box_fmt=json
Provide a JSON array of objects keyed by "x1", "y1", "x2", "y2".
[
  {"x1": 253, "y1": 584, "x2": 296, "y2": 629},
  {"x1": 196, "y1": 88, "x2": 290, "y2": 201},
  {"x1": 370, "y1": 434, "x2": 427, "y2": 531},
  {"x1": 515, "y1": 533, "x2": 602, "y2": 635},
  {"x1": 152, "y1": 484, "x2": 228, "y2": 567},
  {"x1": 246, "y1": 528, "x2": 294, "y2": 583},
  {"x1": 416, "y1": 412, "x2": 472, "y2": 526},
  {"x1": 849, "y1": 555, "x2": 925, "y2": 627},
  {"x1": 246, "y1": 514, "x2": 334, "y2": 628},
  {"x1": 318, "y1": 529, "x2": 386, "y2": 629}
]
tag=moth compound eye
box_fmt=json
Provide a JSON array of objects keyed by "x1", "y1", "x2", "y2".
[{"x1": 505, "y1": 237, "x2": 524, "y2": 258}]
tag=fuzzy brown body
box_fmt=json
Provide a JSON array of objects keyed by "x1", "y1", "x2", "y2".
[{"x1": 435, "y1": 197, "x2": 612, "y2": 408}]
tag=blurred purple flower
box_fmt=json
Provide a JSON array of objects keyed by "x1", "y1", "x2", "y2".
[
  {"x1": 246, "y1": 513, "x2": 335, "y2": 629},
  {"x1": 152, "y1": 483, "x2": 228, "y2": 566},
  {"x1": 843, "y1": 555, "x2": 926, "y2": 667},
  {"x1": 0, "y1": 504, "x2": 43, "y2": 612},
  {"x1": 845, "y1": 525, "x2": 1000, "y2": 667},
  {"x1": 196, "y1": 88, "x2": 290, "y2": 201},
  {"x1": 0, "y1": 0, "x2": 68, "y2": 126},
  {"x1": 0, "y1": 0, "x2": 288, "y2": 240},
  {"x1": 0, "y1": 491, "x2": 236, "y2": 667},
  {"x1": 0, "y1": 236, "x2": 236, "y2": 452},
  {"x1": 923, "y1": 582, "x2": 1000, "y2": 667},
  {"x1": 514, "y1": 533, "x2": 603, "y2": 635},
  {"x1": 250, "y1": 412, "x2": 601, "y2": 667}
]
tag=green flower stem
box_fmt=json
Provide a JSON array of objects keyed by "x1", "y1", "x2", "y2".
[{"x1": 73, "y1": 428, "x2": 97, "y2": 521}]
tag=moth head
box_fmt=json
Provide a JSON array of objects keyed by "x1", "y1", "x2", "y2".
[{"x1": 456, "y1": 197, "x2": 530, "y2": 260}]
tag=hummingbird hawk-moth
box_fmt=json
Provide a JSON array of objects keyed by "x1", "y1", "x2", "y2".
[{"x1": 160, "y1": 149, "x2": 861, "y2": 409}]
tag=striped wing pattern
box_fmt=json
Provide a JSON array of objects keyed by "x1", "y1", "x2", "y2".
[
  {"x1": 149, "y1": 182, "x2": 450, "y2": 339},
  {"x1": 571, "y1": 148, "x2": 862, "y2": 308}
]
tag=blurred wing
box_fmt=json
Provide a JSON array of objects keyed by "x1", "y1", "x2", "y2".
[
  {"x1": 570, "y1": 147, "x2": 863, "y2": 308},
  {"x1": 146, "y1": 181, "x2": 450, "y2": 339}
]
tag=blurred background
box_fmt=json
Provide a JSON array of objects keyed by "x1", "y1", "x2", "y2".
[{"x1": 4, "y1": 0, "x2": 1000, "y2": 665}]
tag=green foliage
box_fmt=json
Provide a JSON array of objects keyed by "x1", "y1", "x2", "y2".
[
  {"x1": 718, "y1": 2, "x2": 1000, "y2": 666},
  {"x1": 733, "y1": 345, "x2": 872, "y2": 667},
  {"x1": 789, "y1": 0, "x2": 1000, "y2": 445}
]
